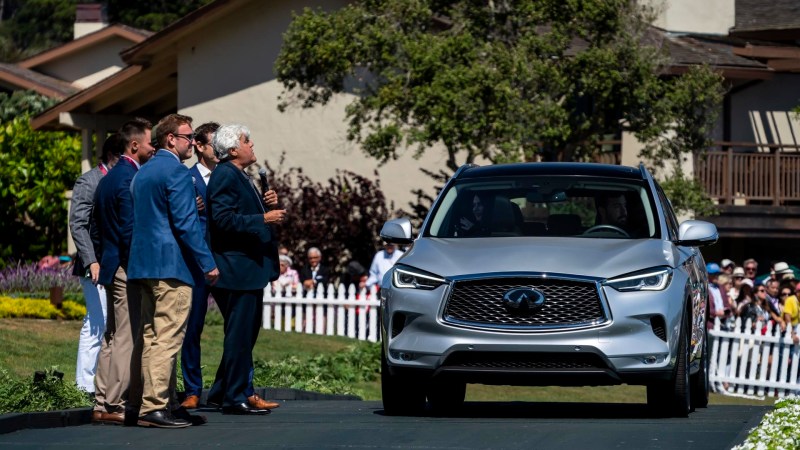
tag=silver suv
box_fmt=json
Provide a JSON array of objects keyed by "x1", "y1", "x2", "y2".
[{"x1": 378, "y1": 163, "x2": 717, "y2": 417}]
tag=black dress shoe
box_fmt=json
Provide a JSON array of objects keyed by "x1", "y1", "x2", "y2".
[
  {"x1": 205, "y1": 397, "x2": 222, "y2": 408},
  {"x1": 172, "y1": 406, "x2": 208, "y2": 425},
  {"x1": 221, "y1": 402, "x2": 270, "y2": 415},
  {"x1": 137, "y1": 410, "x2": 191, "y2": 428}
]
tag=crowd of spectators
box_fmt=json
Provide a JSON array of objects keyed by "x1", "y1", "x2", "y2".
[{"x1": 706, "y1": 258, "x2": 800, "y2": 342}]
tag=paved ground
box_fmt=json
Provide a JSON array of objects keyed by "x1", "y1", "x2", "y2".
[{"x1": 0, "y1": 401, "x2": 767, "y2": 449}]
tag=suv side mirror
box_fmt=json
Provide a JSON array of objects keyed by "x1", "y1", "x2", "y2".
[
  {"x1": 677, "y1": 220, "x2": 718, "y2": 247},
  {"x1": 380, "y1": 218, "x2": 413, "y2": 245}
]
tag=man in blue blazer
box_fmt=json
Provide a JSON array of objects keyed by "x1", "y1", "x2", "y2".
[
  {"x1": 92, "y1": 118, "x2": 154, "y2": 425},
  {"x1": 128, "y1": 113, "x2": 219, "y2": 428},
  {"x1": 180, "y1": 121, "x2": 219, "y2": 410},
  {"x1": 206, "y1": 124, "x2": 286, "y2": 415}
]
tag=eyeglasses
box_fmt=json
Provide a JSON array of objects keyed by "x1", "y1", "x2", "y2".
[
  {"x1": 781, "y1": 292, "x2": 791, "y2": 297},
  {"x1": 745, "y1": 266, "x2": 757, "y2": 271},
  {"x1": 174, "y1": 132, "x2": 195, "y2": 142},
  {"x1": 757, "y1": 288, "x2": 766, "y2": 293}
]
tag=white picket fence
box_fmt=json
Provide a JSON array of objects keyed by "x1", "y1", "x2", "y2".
[
  {"x1": 261, "y1": 284, "x2": 382, "y2": 342},
  {"x1": 709, "y1": 316, "x2": 800, "y2": 399}
]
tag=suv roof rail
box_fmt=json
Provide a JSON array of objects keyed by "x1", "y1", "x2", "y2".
[
  {"x1": 452, "y1": 163, "x2": 479, "y2": 180},
  {"x1": 638, "y1": 163, "x2": 648, "y2": 179}
]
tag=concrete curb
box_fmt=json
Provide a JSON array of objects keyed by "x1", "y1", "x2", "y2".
[{"x1": 0, "y1": 388, "x2": 361, "y2": 434}]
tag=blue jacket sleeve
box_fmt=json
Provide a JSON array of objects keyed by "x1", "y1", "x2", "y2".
[{"x1": 167, "y1": 167, "x2": 217, "y2": 273}]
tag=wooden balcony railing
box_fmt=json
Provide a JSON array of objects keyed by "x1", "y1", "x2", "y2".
[{"x1": 695, "y1": 143, "x2": 800, "y2": 206}]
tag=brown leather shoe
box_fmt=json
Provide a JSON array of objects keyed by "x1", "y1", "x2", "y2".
[
  {"x1": 180, "y1": 395, "x2": 200, "y2": 410},
  {"x1": 248, "y1": 394, "x2": 280, "y2": 410},
  {"x1": 92, "y1": 411, "x2": 124, "y2": 425}
]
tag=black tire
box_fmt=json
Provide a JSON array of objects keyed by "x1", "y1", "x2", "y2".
[
  {"x1": 690, "y1": 331, "x2": 710, "y2": 409},
  {"x1": 381, "y1": 349, "x2": 426, "y2": 416},
  {"x1": 426, "y1": 378, "x2": 466, "y2": 415},
  {"x1": 647, "y1": 314, "x2": 691, "y2": 418}
]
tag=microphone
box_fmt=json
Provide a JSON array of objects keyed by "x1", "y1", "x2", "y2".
[
  {"x1": 258, "y1": 168, "x2": 270, "y2": 195},
  {"x1": 258, "y1": 168, "x2": 271, "y2": 211}
]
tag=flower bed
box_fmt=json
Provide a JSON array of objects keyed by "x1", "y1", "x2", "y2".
[
  {"x1": 733, "y1": 396, "x2": 800, "y2": 450},
  {"x1": 0, "y1": 296, "x2": 85, "y2": 320}
]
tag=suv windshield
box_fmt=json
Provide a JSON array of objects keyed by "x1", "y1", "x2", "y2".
[{"x1": 426, "y1": 175, "x2": 660, "y2": 239}]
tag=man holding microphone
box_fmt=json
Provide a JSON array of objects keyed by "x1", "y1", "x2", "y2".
[{"x1": 206, "y1": 124, "x2": 286, "y2": 415}]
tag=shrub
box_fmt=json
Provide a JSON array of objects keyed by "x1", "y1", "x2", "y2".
[
  {"x1": 252, "y1": 341, "x2": 380, "y2": 396},
  {"x1": 0, "y1": 367, "x2": 91, "y2": 414},
  {"x1": 263, "y1": 155, "x2": 392, "y2": 281},
  {"x1": 0, "y1": 296, "x2": 85, "y2": 320}
]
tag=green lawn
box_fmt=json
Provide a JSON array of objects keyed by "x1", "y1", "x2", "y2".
[{"x1": 0, "y1": 318, "x2": 775, "y2": 406}]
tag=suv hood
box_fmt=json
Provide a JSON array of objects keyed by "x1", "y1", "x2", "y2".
[{"x1": 400, "y1": 237, "x2": 681, "y2": 280}]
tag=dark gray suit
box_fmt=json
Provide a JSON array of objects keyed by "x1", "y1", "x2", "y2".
[
  {"x1": 68, "y1": 165, "x2": 108, "y2": 394},
  {"x1": 70, "y1": 167, "x2": 104, "y2": 276}
]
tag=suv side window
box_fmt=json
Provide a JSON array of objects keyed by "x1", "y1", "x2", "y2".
[{"x1": 655, "y1": 184, "x2": 679, "y2": 241}]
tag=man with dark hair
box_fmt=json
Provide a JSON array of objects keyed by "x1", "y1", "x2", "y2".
[
  {"x1": 92, "y1": 118, "x2": 154, "y2": 425},
  {"x1": 180, "y1": 121, "x2": 220, "y2": 410},
  {"x1": 128, "y1": 113, "x2": 219, "y2": 428},
  {"x1": 71, "y1": 134, "x2": 123, "y2": 398},
  {"x1": 595, "y1": 193, "x2": 628, "y2": 229}
]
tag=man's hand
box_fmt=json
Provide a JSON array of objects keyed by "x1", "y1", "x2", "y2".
[
  {"x1": 196, "y1": 195, "x2": 205, "y2": 212},
  {"x1": 205, "y1": 268, "x2": 220, "y2": 285},
  {"x1": 89, "y1": 262, "x2": 100, "y2": 284},
  {"x1": 263, "y1": 209, "x2": 287, "y2": 225},
  {"x1": 303, "y1": 279, "x2": 314, "y2": 291},
  {"x1": 263, "y1": 190, "x2": 278, "y2": 208}
]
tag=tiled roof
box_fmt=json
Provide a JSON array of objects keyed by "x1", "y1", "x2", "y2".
[
  {"x1": 0, "y1": 63, "x2": 78, "y2": 98},
  {"x1": 734, "y1": 0, "x2": 800, "y2": 32},
  {"x1": 663, "y1": 33, "x2": 768, "y2": 69}
]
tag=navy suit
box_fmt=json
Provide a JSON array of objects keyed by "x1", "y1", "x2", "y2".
[
  {"x1": 95, "y1": 159, "x2": 138, "y2": 286},
  {"x1": 181, "y1": 163, "x2": 212, "y2": 397},
  {"x1": 206, "y1": 161, "x2": 279, "y2": 407}
]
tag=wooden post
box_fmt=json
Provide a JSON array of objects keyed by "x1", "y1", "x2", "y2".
[
  {"x1": 726, "y1": 147, "x2": 734, "y2": 205},
  {"x1": 774, "y1": 150, "x2": 781, "y2": 205},
  {"x1": 49, "y1": 286, "x2": 63, "y2": 310}
]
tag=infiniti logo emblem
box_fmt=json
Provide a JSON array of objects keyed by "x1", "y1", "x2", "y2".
[{"x1": 502, "y1": 288, "x2": 546, "y2": 313}]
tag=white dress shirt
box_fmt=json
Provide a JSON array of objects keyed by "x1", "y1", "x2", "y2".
[{"x1": 366, "y1": 249, "x2": 404, "y2": 288}]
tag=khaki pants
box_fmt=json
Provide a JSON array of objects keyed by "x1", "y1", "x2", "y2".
[
  {"x1": 136, "y1": 278, "x2": 192, "y2": 415},
  {"x1": 94, "y1": 267, "x2": 143, "y2": 414}
]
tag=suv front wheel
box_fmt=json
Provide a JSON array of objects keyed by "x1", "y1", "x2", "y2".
[
  {"x1": 381, "y1": 349, "x2": 426, "y2": 416},
  {"x1": 647, "y1": 312, "x2": 691, "y2": 417}
]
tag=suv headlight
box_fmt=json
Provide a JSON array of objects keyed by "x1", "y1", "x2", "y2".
[
  {"x1": 605, "y1": 267, "x2": 673, "y2": 292},
  {"x1": 392, "y1": 265, "x2": 446, "y2": 290}
]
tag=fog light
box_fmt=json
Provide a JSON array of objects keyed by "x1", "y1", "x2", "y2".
[
  {"x1": 643, "y1": 355, "x2": 657, "y2": 364},
  {"x1": 399, "y1": 352, "x2": 414, "y2": 361}
]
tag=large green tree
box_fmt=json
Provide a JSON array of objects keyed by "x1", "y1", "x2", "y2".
[
  {"x1": 275, "y1": 0, "x2": 724, "y2": 216},
  {"x1": 0, "y1": 91, "x2": 79, "y2": 262}
]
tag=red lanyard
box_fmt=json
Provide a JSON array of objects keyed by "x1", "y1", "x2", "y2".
[{"x1": 98, "y1": 163, "x2": 108, "y2": 176}]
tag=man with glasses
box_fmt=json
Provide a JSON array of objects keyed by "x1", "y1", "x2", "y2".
[
  {"x1": 128, "y1": 113, "x2": 219, "y2": 428},
  {"x1": 743, "y1": 258, "x2": 759, "y2": 283},
  {"x1": 299, "y1": 247, "x2": 331, "y2": 293}
]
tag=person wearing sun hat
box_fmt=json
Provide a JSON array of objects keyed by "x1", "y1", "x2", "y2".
[{"x1": 721, "y1": 259, "x2": 736, "y2": 275}]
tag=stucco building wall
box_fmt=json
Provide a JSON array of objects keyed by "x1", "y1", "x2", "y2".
[{"x1": 177, "y1": 0, "x2": 450, "y2": 210}]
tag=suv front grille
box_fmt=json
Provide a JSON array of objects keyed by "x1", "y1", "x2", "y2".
[
  {"x1": 443, "y1": 351, "x2": 609, "y2": 371},
  {"x1": 443, "y1": 277, "x2": 606, "y2": 329}
]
